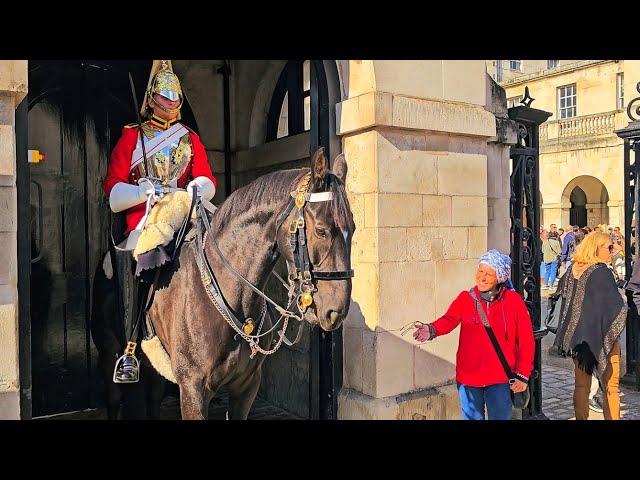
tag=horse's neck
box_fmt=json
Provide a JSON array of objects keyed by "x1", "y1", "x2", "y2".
[{"x1": 207, "y1": 204, "x2": 280, "y2": 316}]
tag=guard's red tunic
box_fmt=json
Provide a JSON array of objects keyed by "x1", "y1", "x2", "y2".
[{"x1": 103, "y1": 122, "x2": 217, "y2": 235}]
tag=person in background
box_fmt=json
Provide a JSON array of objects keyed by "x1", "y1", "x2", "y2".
[
  {"x1": 414, "y1": 249, "x2": 535, "y2": 420},
  {"x1": 542, "y1": 231, "x2": 562, "y2": 290},
  {"x1": 540, "y1": 229, "x2": 548, "y2": 287},
  {"x1": 559, "y1": 225, "x2": 575, "y2": 277},
  {"x1": 553, "y1": 232, "x2": 627, "y2": 420}
]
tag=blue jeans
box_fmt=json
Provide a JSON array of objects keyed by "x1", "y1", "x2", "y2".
[
  {"x1": 544, "y1": 261, "x2": 559, "y2": 287},
  {"x1": 457, "y1": 383, "x2": 512, "y2": 420}
]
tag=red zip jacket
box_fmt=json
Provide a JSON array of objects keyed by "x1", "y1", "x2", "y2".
[
  {"x1": 430, "y1": 286, "x2": 535, "y2": 387},
  {"x1": 103, "y1": 123, "x2": 217, "y2": 235}
]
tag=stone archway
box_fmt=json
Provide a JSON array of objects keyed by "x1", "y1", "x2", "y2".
[{"x1": 561, "y1": 175, "x2": 610, "y2": 228}]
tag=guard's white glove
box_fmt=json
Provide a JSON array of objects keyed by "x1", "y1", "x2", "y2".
[
  {"x1": 109, "y1": 179, "x2": 158, "y2": 213},
  {"x1": 187, "y1": 176, "x2": 216, "y2": 203}
]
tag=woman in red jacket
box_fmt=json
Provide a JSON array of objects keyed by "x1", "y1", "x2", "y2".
[{"x1": 414, "y1": 249, "x2": 535, "y2": 420}]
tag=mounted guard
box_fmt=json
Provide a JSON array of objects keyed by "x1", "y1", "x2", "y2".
[{"x1": 102, "y1": 60, "x2": 217, "y2": 383}]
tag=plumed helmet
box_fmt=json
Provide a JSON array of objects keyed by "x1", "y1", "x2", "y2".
[{"x1": 141, "y1": 60, "x2": 183, "y2": 118}]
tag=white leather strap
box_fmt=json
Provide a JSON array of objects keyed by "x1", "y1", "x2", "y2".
[{"x1": 306, "y1": 192, "x2": 333, "y2": 203}]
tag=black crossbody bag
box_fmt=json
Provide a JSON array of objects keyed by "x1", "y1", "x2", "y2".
[{"x1": 469, "y1": 289, "x2": 531, "y2": 410}]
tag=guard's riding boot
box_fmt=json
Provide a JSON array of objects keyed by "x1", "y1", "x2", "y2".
[{"x1": 113, "y1": 341, "x2": 140, "y2": 383}]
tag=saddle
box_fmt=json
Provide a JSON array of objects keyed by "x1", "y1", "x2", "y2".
[{"x1": 138, "y1": 199, "x2": 216, "y2": 384}]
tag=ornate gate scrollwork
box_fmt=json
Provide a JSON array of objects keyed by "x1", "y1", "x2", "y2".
[
  {"x1": 615, "y1": 81, "x2": 640, "y2": 391},
  {"x1": 508, "y1": 90, "x2": 551, "y2": 419}
]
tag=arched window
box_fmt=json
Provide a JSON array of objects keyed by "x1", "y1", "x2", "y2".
[{"x1": 266, "y1": 60, "x2": 312, "y2": 141}]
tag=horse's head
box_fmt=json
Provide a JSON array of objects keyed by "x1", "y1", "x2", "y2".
[{"x1": 277, "y1": 148, "x2": 355, "y2": 331}]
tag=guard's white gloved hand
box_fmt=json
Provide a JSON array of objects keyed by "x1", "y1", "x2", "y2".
[
  {"x1": 109, "y1": 179, "x2": 158, "y2": 213},
  {"x1": 187, "y1": 176, "x2": 216, "y2": 203}
]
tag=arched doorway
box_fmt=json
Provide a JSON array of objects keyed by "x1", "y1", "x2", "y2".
[
  {"x1": 22, "y1": 59, "x2": 344, "y2": 419},
  {"x1": 569, "y1": 186, "x2": 587, "y2": 227},
  {"x1": 561, "y1": 175, "x2": 610, "y2": 228},
  {"x1": 226, "y1": 60, "x2": 343, "y2": 419}
]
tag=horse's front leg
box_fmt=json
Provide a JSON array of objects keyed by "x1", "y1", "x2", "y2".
[
  {"x1": 177, "y1": 376, "x2": 213, "y2": 420},
  {"x1": 227, "y1": 366, "x2": 262, "y2": 420}
]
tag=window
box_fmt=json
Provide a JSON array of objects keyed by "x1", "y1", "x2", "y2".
[
  {"x1": 266, "y1": 60, "x2": 312, "y2": 142},
  {"x1": 509, "y1": 60, "x2": 522, "y2": 72},
  {"x1": 547, "y1": 60, "x2": 559, "y2": 69},
  {"x1": 507, "y1": 95, "x2": 523, "y2": 108},
  {"x1": 557, "y1": 84, "x2": 577, "y2": 119},
  {"x1": 617, "y1": 73, "x2": 624, "y2": 110}
]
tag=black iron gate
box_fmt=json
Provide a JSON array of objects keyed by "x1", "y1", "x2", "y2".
[
  {"x1": 508, "y1": 91, "x2": 551, "y2": 419},
  {"x1": 615, "y1": 82, "x2": 640, "y2": 390}
]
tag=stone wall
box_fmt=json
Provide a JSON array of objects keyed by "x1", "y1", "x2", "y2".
[
  {"x1": 337, "y1": 62, "x2": 498, "y2": 419},
  {"x1": 0, "y1": 61, "x2": 27, "y2": 419}
]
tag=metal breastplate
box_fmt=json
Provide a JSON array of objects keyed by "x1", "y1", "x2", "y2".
[{"x1": 136, "y1": 123, "x2": 192, "y2": 187}]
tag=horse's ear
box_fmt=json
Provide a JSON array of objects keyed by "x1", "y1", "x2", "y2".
[
  {"x1": 333, "y1": 153, "x2": 347, "y2": 183},
  {"x1": 310, "y1": 147, "x2": 329, "y2": 191}
]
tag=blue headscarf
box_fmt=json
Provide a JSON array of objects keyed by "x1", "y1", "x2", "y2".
[{"x1": 478, "y1": 249, "x2": 514, "y2": 290}]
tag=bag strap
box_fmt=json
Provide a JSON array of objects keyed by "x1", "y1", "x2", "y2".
[
  {"x1": 549, "y1": 239, "x2": 561, "y2": 256},
  {"x1": 469, "y1": 288, "x2": 514, "y2": 380}
]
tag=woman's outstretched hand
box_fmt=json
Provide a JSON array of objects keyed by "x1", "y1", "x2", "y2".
[{"x1": 413, "y1": 323, "x2": 433, "y2": 343}]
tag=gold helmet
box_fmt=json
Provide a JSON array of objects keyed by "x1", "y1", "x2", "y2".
[{"x1": 141, "y1": 60, "x2": 183, "y2": 118}]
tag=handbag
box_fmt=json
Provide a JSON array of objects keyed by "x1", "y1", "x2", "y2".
[
  {"x1": 469, "y1": 289, "x2": 531, "y2": 410},
  {"x1": 545, "y1": 292, "x2": 563, "y2": 334}
]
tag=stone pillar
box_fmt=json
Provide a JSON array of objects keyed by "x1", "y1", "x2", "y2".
[
  {"x1": 336, "y1": 61, "x2": 496, "y2": 419},
  {"x1": 485, "y1": 76, "x2": 517, "y2": 253},
  {"x1": 608, "y1": 200, "x2": 624, "y2": 233},
  {"x1": 0, "y1": 61, "x2": 27, "y2": 419}
]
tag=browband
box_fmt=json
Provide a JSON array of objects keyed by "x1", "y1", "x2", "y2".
[{"x1": 306, "y1": 192, "x2": 333, "y2": 203}]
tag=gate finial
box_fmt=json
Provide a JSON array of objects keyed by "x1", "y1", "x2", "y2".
[
  {"x1": 626, "y1": 82, "x2": 640, "y2": 122},
  {"x1": 520, "y1": 86, "x2": 535, "y2": 107}
]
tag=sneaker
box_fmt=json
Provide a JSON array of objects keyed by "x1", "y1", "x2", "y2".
[
  {"x1": 589, "y1": 395, "x2": 604, "y2": 413},
  {"x1": 541, "y1": 285, "x2": 548, "y2": 290}
]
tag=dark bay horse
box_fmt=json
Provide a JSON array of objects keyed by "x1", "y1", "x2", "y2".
[{"x1": 91, "y1": 148, "x2": 355, "y2": 419}]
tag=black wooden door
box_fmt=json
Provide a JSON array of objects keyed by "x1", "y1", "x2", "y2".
[
  {"x1": 27, "y1": 60, "x2": 201, "y2": 416},
  {"x1": 28, "y1": 62, "x2": 114, "y2": 416}
]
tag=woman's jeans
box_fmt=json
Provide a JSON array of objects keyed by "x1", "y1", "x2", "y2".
[
  {"x1": 573, "y1": 339, "x2": 621, "y2": 420},
  {"x1": 457, "y1": 383, "x2": 512, "y2": 420},
  {"x1": 544, "y1": 261, "x2": 559, "y2": 287}
]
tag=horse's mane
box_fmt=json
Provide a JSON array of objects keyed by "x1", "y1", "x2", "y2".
[{"x1": 213, "y1": 167, "x2": 354, "y2": 233}]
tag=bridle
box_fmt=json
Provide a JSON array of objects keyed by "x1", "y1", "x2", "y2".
[
  {"x1": 274, "y1": 172, "x2": 355, "y2": 311},
  {"x1": 191, "y1": 171, "x2": 354, "y2": 358}
]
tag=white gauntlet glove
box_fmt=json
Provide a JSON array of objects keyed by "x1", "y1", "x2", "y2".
[
  {"x1": 109, "y1": 179, "x2": 157, "y2": 213},
  {"x1": 187, "y1": 176, "x2": 216, "y2": 202}
]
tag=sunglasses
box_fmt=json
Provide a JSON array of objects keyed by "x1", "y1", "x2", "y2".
[{"x1": 608, "y1": 244, "x2": 615, "y2": 253}]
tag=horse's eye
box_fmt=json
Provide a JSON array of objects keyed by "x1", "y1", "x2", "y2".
[{"x1": 315, "y1": 227, "x2": 328, "y2": 238}]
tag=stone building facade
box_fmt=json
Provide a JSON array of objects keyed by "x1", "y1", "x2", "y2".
[{"x1": 500, "y1": 60, "x2": 640, "y2": 232}]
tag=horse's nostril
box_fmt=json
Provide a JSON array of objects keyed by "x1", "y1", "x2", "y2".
[{"x1": 329, "y1": 311, "x2": 341, "y2": 324}]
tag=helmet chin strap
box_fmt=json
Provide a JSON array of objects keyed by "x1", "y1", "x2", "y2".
[{"x1": 148, "y1": 97, "x2": 182, "y2": 116}]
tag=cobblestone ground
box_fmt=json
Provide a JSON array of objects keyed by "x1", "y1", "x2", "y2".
[{"x1": 542, "y1": 364, "x2": 640, "y2": 420}]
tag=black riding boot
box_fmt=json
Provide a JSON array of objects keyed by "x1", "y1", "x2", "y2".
[{"x1": 113, "y1": 271, "x2": 150, "y2": 384}]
